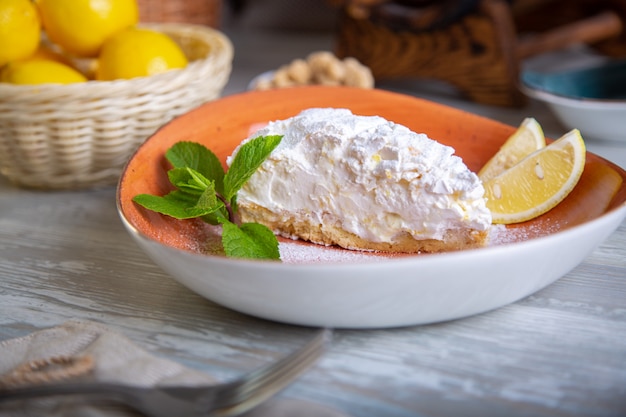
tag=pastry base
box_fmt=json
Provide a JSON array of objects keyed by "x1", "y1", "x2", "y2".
[{"x1": 239, "y1": 203, "x2": 488, "y2": 253}]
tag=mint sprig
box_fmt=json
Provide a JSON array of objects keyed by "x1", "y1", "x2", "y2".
[{"x1": 133, "y1": 136, "x2": 283, "y2": 260}]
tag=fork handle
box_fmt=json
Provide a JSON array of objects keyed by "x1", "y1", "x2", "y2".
[{"x1": 0, "y1": 382, "x2": 130, "y2": 402}]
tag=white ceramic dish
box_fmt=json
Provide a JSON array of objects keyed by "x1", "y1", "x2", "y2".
[{"x1": 117, "y1": 87, "x2": 626, "y2": 329}]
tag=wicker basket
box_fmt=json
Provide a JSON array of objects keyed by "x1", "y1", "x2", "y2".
[{"x1": 0, "y1": 23, "x2": 233, "y2": 190}]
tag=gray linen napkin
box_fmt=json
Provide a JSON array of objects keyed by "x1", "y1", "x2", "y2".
[{"x1": 0, "y1": 319, "x2": 215, "y2": 416}]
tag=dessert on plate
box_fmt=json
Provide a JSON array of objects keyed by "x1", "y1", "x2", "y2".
[{"x1": 228, "y1": 108, "x2": 492, "y2": 253}]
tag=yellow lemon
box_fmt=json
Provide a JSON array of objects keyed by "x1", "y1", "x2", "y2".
[
  {"x1": 483, "y1": 129, "x2": 586, "y2": 224},
  {"x1": 479, "y1": 117, "x2": 545, "y2": 181},
  {"x1": 1, "y1": 59, "x2": 87, "y2": 84},
  {"x1": 0, "y1": 0, "x2": 41, "y2": 66},
  {"x1": 35, "y1": 0, "x2": 138, "y2": 57},
  {"x1": 95, "y1": 27, "x2": 188, "y2": 81}
]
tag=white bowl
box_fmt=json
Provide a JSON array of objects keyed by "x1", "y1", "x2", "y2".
[{"x1": 117, "y1": 87, "x2": 626, "y2": 329}]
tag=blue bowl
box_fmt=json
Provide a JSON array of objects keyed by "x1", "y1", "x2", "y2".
[
  {"x1": 521, "y1": 60, "x2": 626, "y2": 142},
  {"x1": 523, "y1": 60, "x2": 626, "y2": 100}
]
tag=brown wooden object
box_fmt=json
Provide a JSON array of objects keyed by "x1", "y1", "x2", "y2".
[
  {"x1": 335, "y1": 0, "x2": 624, "y2": 107},
  {"x1": 513, "y1": 0, "x2": 626, "y2": 57},
  {"x1": 137, "y1": 0, "x2": 222, "y2": 27},
  {"x1": 517, "y1": 10, "x2": 623, "y2": 59}
]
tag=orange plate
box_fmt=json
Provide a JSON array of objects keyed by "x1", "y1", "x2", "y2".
[{"x1": 118, "y1": 86, "x2": 626, "y2": 255}]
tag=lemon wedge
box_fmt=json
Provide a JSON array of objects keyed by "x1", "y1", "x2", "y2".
[
  {"x1": 479, "y1": 117, "x2": 545, "y2": 181},
  {"x1": 483, "y1": 129, "x2": 586, "y2": 224}
]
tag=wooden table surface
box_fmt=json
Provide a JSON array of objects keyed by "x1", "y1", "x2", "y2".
[{"x1": 1, "y1": 25, "x2": 625, "y2": 417}]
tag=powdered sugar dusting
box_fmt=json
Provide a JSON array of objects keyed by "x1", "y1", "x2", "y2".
[
  {"x1": 486, "y1": 221, "x2": 563, "y2": 245},
  {"x1": 278, "y1": 239, "x2": 404, "y2": 264},
  {"x1": 278, "y1": 223, "x2": 567, "y2": 265}
]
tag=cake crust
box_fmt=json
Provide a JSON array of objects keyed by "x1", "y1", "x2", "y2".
[{"x1": 239, "y1": 203, "x2": 488, "y2": 253}]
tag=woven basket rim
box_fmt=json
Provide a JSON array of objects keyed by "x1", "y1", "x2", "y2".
[
  {"x1": 0, "y1": 22, "x2": 233, "y2": 190},
  {"x1": 0, "y1": 23, "x2": 233, "y2": 95}
]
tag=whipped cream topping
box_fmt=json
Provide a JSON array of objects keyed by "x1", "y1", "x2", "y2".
[{"x1": 229, "y1": 108, "x2": 491, "y2": 244}]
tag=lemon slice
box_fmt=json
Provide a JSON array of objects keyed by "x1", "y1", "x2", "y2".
[
  {"x1": 483, "y1": 129, "x2": 586, "y2": 224},
  {"x1": 479, "y1": 117, "x2": 545, "y2": 181}
]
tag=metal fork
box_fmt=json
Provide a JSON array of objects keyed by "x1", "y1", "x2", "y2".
[{"x1": 0, "y1": 328, "x2": 331, "y2": 417}]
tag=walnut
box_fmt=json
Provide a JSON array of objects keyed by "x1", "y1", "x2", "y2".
[
  {"x1": 286, "y1": 58, "x2": 312, "y2": 84},
  {"x1": 343, "y1": 57, "x2": 374, "y2": 88},
  {"x1": 307, "y1": 51, "x2": 345, "y2": 84},
  {"x1": 272, "y1": 67, "x2": 295, "y2": 88}
]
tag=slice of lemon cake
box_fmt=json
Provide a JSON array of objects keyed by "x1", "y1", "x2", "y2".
[{"x1": 228, "y1": 108, "x2": 492, "y2": 253}]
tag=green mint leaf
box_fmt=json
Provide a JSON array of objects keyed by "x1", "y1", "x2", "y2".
[
  {"x1": 221, "y1": 220, "x2": 280, "y2": 260},
  {"x1": 223, "y1": 135, "x2": 282, "y2": 202},
  {"x1": 195, "y1": 186, "x2": 231, "y2": 225},
  {"x1": 133, "y1": 189, "x2": 222, "y2": 220},
  {"x1": 166, "y1": 142, "x2": 225, "y2": 194},
  {"x1": 168, "y1": 167, "x2": 213, "y2": 195},
  {"x1": 196, "y1": 186, "x2": 219, "y2": 209}
]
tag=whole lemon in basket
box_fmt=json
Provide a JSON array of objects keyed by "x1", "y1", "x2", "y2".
[
  {"x1": 35, "y1": 0, "x2": 138, "y2": 58},
  {"x1": 0, "y1": 0, "x2": 41, "y2": 66},
  {"x1": 1, "y1": 58, "x2": 87, "y2": 84},
  {"x1": 95, "y1": 27, "x2": 188, "y2": 81}
]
